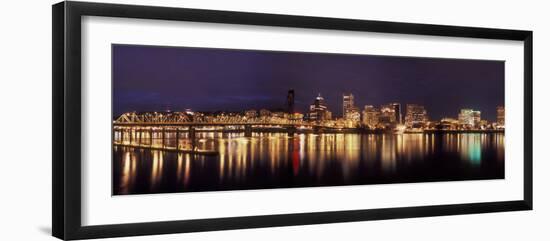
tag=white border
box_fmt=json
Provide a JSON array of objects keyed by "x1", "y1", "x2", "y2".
[{"x1": 82, "y1": 16, "x2": 524, "y2": 226}]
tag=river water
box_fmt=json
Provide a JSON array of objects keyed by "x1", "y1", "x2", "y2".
[{"x1": 112, "y1": 132, "x2": 504, "y2": 195}]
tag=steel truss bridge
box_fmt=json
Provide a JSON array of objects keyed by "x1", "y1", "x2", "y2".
[
  {"x1": 112, "y1": 112, "x2": 343, "y2": 154},
  {"x1": 113, "y1": 111, "x2": 334, "y2": 129}
]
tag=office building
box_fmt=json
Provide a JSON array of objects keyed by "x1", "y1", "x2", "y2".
[
  {"x1": 362, "y1": 105, "x2": 380, "y2": 127},
  {"x1": 497, "y1": 106, "x2": 505, "y2": 127},
  {"x1": 458, "y1": 109, "x2": 481, "y2": 127},
  {"x1": 343, "y1": 93, "x2": 357, "y2": 116},
  {"x1": 405, "y1": 104, "x2": 428, "y2": 128},
  {"x1": 308, "y1": 93, "x2": 332, "y2": 121}
]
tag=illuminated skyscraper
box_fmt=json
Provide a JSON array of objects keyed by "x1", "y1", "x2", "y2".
[
  {"x1": 343, "y1": 93, "x2": 355, "y2": 116},
  {"x1": 472, "y1": 111, "x2": 481, "y2": 127},
  {"x1": 497, "y1": 106, "x2": 505, "y2": 126},
  {"x1": 287, "y1": 89, "x2": 295, "y2": 114},
  {"x1": 458, "y1": 109, "x2": 481, "y2": 127},
  {"x1": 391, "y1": 103, "x2": 402, "y2": 124},
  {"x1": 362, "y1": 105, "x2": 380, "y2": 127},
  {"x1": 379, "y1": 103, "x2": 401, "y2": 125},
  {"x1": 346, "y1": 110, "x2": 361, "y2": 123},
  {"x1": 405, "y1": 104, "x2": 428, "y2": 128},
  {"x1": 459, "y1": 109, "x2": 473, "y2": 126},
  {"x1": 343, "y1": 93, "x2": 360, "y2": 122},
  {"x1": 308, "y1": 93, "x2": 331, "y2": 122},
  {"x1": 379, "y1": 104, "x2": 396, "y2": 125}
]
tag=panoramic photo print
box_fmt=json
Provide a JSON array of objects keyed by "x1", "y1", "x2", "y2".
[{"x1": 112, "y1": 44, "x2": 505, "y2": 195}]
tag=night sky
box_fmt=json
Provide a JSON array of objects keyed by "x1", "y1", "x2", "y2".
[{"x1": 113, "y1": 44, "x2": 504, "y2": 121}]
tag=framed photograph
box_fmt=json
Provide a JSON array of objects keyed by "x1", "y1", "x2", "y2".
[{"x1": 52, "y1": 1, "x2": 533, "y2": 240}]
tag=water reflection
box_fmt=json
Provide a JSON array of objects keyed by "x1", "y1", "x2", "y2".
[
  {"x1": 150, "y1": 151, "x2": 163, "y2": 190},
  {"x1": 113, "y1": 133, "x2": 505, "y2": 195},
  {"x1": 458, "y1": 134, "x2": 482, "y2": 165}
]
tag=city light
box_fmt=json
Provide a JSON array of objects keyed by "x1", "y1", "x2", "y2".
[{"x1": 114, "y1": 90, "x2": 504, "y2": 133}]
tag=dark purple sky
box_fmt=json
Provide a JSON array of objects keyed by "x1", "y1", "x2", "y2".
[{"x1": 113, "y1": 44, "x2": 504, "y2": 121}]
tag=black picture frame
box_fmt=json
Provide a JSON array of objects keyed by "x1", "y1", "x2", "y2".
[{"x1": 52, "y1": 1, "x2": 533, "y2": 240}]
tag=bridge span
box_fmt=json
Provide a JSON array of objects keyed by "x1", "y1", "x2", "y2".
[{"x1": 112, "y1": 112, "x2": 343, "y2": 154}]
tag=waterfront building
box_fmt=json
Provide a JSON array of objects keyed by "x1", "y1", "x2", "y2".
[
  {"x1": 308, "y1": 93, "x2": 332, "y2": 122},
  {"x1": 458, "y1": 109, "x2": 472, "y2": 126},
  {"x1": 362, "y1": 105, "x2": 380, "y2": 128},
  {"x1": 425, "y1": 121, "x2": 437, "y2": 130},
  {"x1": 290, "y1": 112, "x2": 304, "y2": 121},
  {"x1": 379, "y1": 103, "x2": 395, "y2": 125},
  {"x1": 259, "y1": 109, "x2": 271, "y2": 117},
  {"x1": 472, "y1": 111, "x2": 481, "y2": 127},
  {"x1": 497, "y1": 106, "x2": 505, "y2": 127},
  {"x1": 392, "y1": 103, "x2": 402, "y2": 124},
  {"x1": 379, "y1": 102, "x2": 402, "y2": 125},
  {"x1": 245, "y1": 109, "x2": 257, "y2": 119},
  {"x1": 405, "y1": 104, "x2": 428, "y2": 128},
  {"x1": 345, "y1": 110, "x2": 361, "y2": 122},
  {"x1": 272, "y1": 111, "x2": 287, "y2": 119},
  {"x1": 379, "y1": 105, "x2": 395, "y2": 125},
  {"x1": 441, "y1": 117, "x2": 459, "y2": 123},
  {"x1": 480, "y1": 120, "x2": 489, "y2": 128},
  {"x1": 440, "y1": 117, "x2": 459, "y2": 130},
  {"x1": 388, "y1": 103, "x2": 403, "y2": 124},
  {"x1": 458, "y1": 109, "x2": 481, "y2": 128}
]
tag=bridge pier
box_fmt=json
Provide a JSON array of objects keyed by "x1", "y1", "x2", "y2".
[
  {"x1": 313, "y1": 126, "x2": 323, "y2": 134},
  {"x1": 176, "y1": 127, "x2": 180, "y2": 150},
  {"x1": 138, "y1": 128, "x2": 142, "y2": 146},
  {"x1": 286, "y1": 126, "x2": 297, "y2": 136},
  {"x1": 149, "y1": 128, "x2": 153, "y2": 147},
  {"x1": 244, "y1": 125, "x2": 252, "y2": 137},
  {"x1": 129, "y1": 127, "x2": 133, "y2": 145},
  {"x1": 112, "y1": 127, "x2": 116, "y2": 144},
  {"x1": 189, "y1": 126, "x2": 197, "y2": 151},
  {"x1": 161, "y1": 127, "x2": 165, "y2": 148}
]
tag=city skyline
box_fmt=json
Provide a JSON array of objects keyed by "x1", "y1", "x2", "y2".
[
  {"x1": 114, "y1": 89, "x2": 503, "y2": 124},
  {"x1": 113, "y1": 44, "x2": 504, "y2": 121}
]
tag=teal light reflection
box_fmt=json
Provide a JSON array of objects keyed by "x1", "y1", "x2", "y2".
[{"x1": 462, "y1": 134, "x2": 482, "y2": 166}]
